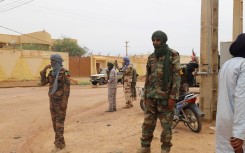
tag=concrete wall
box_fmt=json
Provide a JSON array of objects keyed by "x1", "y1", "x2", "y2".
[
  {"x1": 0, "y1": 49, "x2": 69, "y2": 81},
  {"x1": 220, "y1": 41, "x2": 233, "y2": 67},
  {"x1": 0, "y1": 31, "x2": 52, "y2": 45},
  {"x1": 19, "y1": 31, "x2": 52, "y2": 45}
]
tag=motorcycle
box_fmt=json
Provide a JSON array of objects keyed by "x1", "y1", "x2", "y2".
[{"x1": 137, "y1": 87, "x2": 205, "y2": 133}]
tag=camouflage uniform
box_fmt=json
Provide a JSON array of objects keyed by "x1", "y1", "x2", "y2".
[
  {"x1": 140, "y1": 49, "x2": 181, "y2": 153},
  {"x1": 123, "y1": 64, "x2": 134, "y2": 108},
  {"x1": 40, "y1": 67, "x2": 70, "y2": 149},
  {"x1": 107, "y1": 68, "x2": 117, "y2": 111},
  {"x1": 131, "y1": 67, "x2": 138, "y2": 100}
]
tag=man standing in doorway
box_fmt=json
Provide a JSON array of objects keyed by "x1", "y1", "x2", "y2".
[
  {"x1": 138, "y1": 30, "x2": 181, "y2": 153},
  {"x1": 40, "y1": 54, "x2": 70, "y2": 151}
]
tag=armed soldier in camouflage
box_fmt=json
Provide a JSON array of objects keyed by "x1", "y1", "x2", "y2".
[
  {"x1": 131, "y1": 66, "x2": 138, "y2": 101},
  {"x1": 40, "y1": 54, "x2": 70, "y2": 151},
  {"x1": 138, "y1": 31, "x2": 181, "y2": 153},
  {"x1": 122, "y1": 56, "x2": 134, "y2": 108}
]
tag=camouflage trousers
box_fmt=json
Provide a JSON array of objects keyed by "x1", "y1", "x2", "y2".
[
  {"x1": 50, "y1": 96, "x2": 68, "y2": 149},
  {"x1": 108, "y1": 88, "x2": 117, "y2": 111},
  {"x1": 123, "y1": 82, "x2": 132, "y2": 106},
  {"x1": 131, "y1": 82, "x2": 137, "y2": 100},
  {"x1": 140, "y1": 98, "x2": 174, "y2": 152}
]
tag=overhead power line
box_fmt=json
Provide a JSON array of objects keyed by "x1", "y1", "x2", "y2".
[
  {"x1": 0, "y1": 0, "x2": 25, "y2": 8},
  {"x1": 0, "y1": 25, "x2": 51, "y2": 44},
  {"x1": 0, "y1": 0, "x2": 34, "y2": 12}
]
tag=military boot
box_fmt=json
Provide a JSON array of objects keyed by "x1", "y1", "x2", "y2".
[
  {"x1": 137, "y1": 147, "x2": 151, "y2": 153},
  {"x1": 51, "y1": 147, "x2": 61, "y2": 153},
  {"x1": 122, "y1": 104, "x2": 131, "y2": 109}
]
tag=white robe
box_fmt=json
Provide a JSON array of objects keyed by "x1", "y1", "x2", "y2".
[{"x1": 216, "y1": 57, "x2": 245, "y2": 153}]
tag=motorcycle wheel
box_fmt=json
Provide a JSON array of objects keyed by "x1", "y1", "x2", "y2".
[
  {"x1": 184, "y1": 106, "x2": 202, "y2": 133},
  {"x1": 140, "y1": 99, "x2": 145, "y2": 111}
]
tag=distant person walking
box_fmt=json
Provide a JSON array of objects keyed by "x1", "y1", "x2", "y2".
[
  {"x1": 216, "y1": 33, "x2": 245, "y2": 153},
  {"x1": 40, "y1": 54, "x2": 70, "y2": 151},
  {"x1": 138, "y1": 30, "x2": 181, "y2": 153},
  {"x1": 105, "y1": 62, "x2": 117, "y2": 112}
]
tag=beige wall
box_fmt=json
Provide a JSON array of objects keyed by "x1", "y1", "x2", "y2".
[
  {"x1": 0, "y1": 34, "x2": 19, "y2": 45},
  {"x1": 0, "y1": 49, "x2": 69, "y2": 81},
  {"x1": 19, "y1": 31, "x2": 52, "y2": 45},
  {"x1": 0, "y1": 31, "x2": 52, "y2": 45}
]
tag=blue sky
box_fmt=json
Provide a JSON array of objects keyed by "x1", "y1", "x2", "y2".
[{"x1": 0, "y1": 0, "x2": 238, "y2": 56}]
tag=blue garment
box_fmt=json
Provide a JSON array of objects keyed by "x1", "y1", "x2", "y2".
[
  {"x1": 50, "y1": 54, "x2": 63, "y2": 94},
  {"x1": 216, "y1": 57, "x2": 245, "y2": 153}
]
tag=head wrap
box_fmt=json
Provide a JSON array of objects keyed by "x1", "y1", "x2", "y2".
[
  {"x1": 50, "y1": 54, "x2": 63, "y2": 63},
  {"x1": 152, "y1": 30, "x2": 168, "y2": 43},
  {"x1": 229, "y1": 33, "x2": 245, "y2": 58},
  {"x1": 123, "y1": 56, "x2": 130, "y2": 66},
  {"x1": 50, "y1": 54, "x2": 63, "y2": 95},
  {"x1": 123, "y1": 57, "x2": 130, "y2": 62},
  {"x1": 151, "y1": 30, "x2": 169, "y2": 58},
  {"x1": 151, "y1": 30, "x2": 170, "y2": 86},
  {"x1": 107, "y1": 62, "x2": 114, "y2": 71}
]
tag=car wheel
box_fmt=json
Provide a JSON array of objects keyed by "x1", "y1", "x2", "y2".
[
  {"x1": 92, "y1": 82, "x2": 97, "y2": 85},
  {"x1": 99, "y1": 78, "x2": 105, "y2": 85}
]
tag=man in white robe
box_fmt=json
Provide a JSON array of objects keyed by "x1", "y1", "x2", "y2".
[{"x1": 216, "y1": 33, "x2": 245, "y2": 153}]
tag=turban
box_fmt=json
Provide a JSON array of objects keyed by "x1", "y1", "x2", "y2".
[
  {"x1": 50, "y1": 54, "x2": 63, "y2": 63},
  {"x1": 123, "y1": 56, "x2": 130, "y2": 62},
  {"x1": 151, "y1": 30, "x2": 168, "y2": 43},
  {"x1": 229, "y1": 33, "x2": 245, "y2": 58},
  {"x1": 107, "y1": 62, "x2": 114, "y2": 67}
]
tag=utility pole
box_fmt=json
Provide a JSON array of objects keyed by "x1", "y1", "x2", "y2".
[
  {"x1": 125, "y1": 41, "x2": 129, "y2": 56},
  {"x1": 233, "y1": 0, "x2": 243, "y2": 40},
  {"x1": 199, "y1": 0, "x2": 219, "y2": 122}
]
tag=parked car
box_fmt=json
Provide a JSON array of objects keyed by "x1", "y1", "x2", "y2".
[{"x1": 90, "y1": 68, "x2": 124, "y2": 85}]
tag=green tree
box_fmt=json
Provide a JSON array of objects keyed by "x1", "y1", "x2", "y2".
[
  {"x1": 52, "y1": 38, "x2": 87, "y2": 56},
  {"x1": 20, "y1": 44, "x2": 49, "y2": 51}
]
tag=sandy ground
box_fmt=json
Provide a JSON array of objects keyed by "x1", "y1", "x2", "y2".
[{"x1": 0, "y1": 82, "x2": 215, "y2": 153}]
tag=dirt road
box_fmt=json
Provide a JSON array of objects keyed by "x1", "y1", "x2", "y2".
[{"x1": 0, "y1": 82, "x2": 215, "y2": 153}]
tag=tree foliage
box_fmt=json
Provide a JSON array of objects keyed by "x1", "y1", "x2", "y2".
[
  {"x1": 52, "y1": 38, "x2": 87, "y2": 56},
  {"x1": 18, "y1": 44, "x2": 49, "y2": 51},
  {"x1": 15, "y1": 44, "x2": 49, "y2": 51}
]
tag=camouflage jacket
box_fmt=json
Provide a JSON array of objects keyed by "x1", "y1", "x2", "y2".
[
  {"x1": 123, "y1": 64, "x2": 133, "y2": 83},
  {"x1": 144, "y1": 49, "x2": 181, "y2": 100},
  {"x1": 40, "y1": 68, "x2": 70, "y2": 98}
]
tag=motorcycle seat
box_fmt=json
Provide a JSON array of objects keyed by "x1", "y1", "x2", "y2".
[{"x1": 177, "y1": 95, "x2": 186, "y2": 102}]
